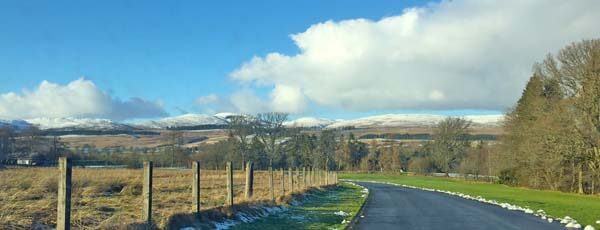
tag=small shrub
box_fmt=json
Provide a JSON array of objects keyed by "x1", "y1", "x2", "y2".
[
  {"x1": 42, "y1": 177, "x2": 58, "y2": 193},
  {"x1": 498, "y1": 168, "x2": 518, "y2": 185},
  {"x1": 120, "y1": 181, "x2": 143, "y2": 196}
]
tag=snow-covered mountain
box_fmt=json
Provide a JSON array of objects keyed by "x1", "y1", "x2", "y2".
[
  {"x1": 284, "y1": 117, "x2": 335, "y2": 128},
  {"x1": 463, "y1": 115, "x2": 505, "y2": 126},
  {"x1": 137, "y1": 114, "x2": 227, "y2": 129},
  {"x1": 0, "y1": 113, "x2": 504, "y2": 134},
  {"x1": 325, "y1": 114, "x2": 504, "y2": 129},
  {"x1": 25, "y1": 117, "x2": 131, "y2": 130},
  {"x1": 0, "y1": 119, "x2": 32, "y2": 131}
]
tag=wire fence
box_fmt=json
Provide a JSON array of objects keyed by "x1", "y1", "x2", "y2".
[{"x1": 0, "y1": 158, "x2": 338, "y2": 229}]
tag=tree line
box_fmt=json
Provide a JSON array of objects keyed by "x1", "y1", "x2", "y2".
[{"x1": 495, "y1": 39, "x2": 600, "y2": 194}]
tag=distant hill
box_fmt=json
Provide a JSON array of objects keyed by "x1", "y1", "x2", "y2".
[
  {"x1": 0, "y1": 113, "x2": 504, "y2": 136},
  {"x1": 135, "y1": 114, "x2": 228, "y2": 130}
]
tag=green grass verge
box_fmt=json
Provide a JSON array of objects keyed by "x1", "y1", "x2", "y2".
[
  {"x1": 231, "y1": 183, "x2": 366, "y2": 230},
  {"x1": 341, "y1": 172, "x2": 600, "y2": 228}
]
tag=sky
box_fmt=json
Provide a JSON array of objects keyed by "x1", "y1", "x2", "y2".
[{"x1": 1, "y1": 0, "x2": 599, "y2": 121}]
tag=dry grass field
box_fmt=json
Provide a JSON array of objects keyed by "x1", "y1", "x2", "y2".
[
  {"x1": 60, "y1": 130, "x2": 229, "y2": 149},
  {"x1": 0, "y1": 167, "x2": 310, "y2": 229}
]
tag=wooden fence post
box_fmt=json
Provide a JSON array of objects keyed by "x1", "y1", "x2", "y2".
[
  {"x1": 57, "y1": 157, "x2": 72, "y2": 230},
  {"x1": 192, "y1": 161, "x2": 200, "y2": 214},
  {"x1": 143, "y1": 161, "x2": 153, "y2": 226},
  {"x1": 269, "y1": 166, "x2": 274, "y2": 201},
  {"x1": 280, "y1": 168, "x2": 285, "y2": 195},
  {"x1": 310, "y1": 168, "x2": 313, "y2": 186},
  {"x1": 288, "y1": 167, "x2": 293, "y2": 193},
  {"x1": 226, "y1": 161, "x2": 234, "y2": 207},
  {"x1": 316, "y1": 169, "x2": 320, "y2": 186},
  {"x1": 244, "y1": 161, "x2": 254, "y2": 199},
  {"x1": 295, "y1": 167, "x2": 299, "y2": 191},
  {"x1": 302, "y1": 167, "x2": 306, "y2": 189},
  {"x1": 326, "y1": 168, "x2": 329, "y2": 185},
  {"x1": 320, "y1": 169, "x2": 324, "y2": 186},
  {"x1": 312, "y1": 168, "x2": 316, "y2": 186}
]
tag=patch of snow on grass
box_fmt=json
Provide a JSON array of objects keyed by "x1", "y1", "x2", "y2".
[
  {"x1": 334, "y1": 211, "x2": 349, "y2": 216},
  {"x1": 212, "y1": 205, "x2": 289, "y2": 229}
]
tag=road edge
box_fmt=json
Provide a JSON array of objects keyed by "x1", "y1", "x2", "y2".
[
  {"x1": 340, "y1": 179, "x2": 591, "y2": 230},
  {"x1": 343, "y1": 180, "x2": 370, "y2": 230}
]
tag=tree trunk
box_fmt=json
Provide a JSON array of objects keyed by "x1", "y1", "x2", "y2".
[
  {"x1": 592, "y1": 177, "x2": 595, "y2": 195},
  {"x1": 570, "y1": 160, "x2": 576, "y2": 192},
  {"x1": 578, "y1": 165, "x2": 584, "y2": 194}
]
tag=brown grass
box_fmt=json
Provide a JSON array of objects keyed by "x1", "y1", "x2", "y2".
[{"x1": 0, "y1": 167, "x2": 317, "y2": 229}]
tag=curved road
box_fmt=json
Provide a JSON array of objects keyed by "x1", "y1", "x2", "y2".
[{"x1": 351, "y1": 182, "x2": 563, "y2": 230}]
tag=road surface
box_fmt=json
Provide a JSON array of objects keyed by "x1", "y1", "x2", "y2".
[{"x1": 351, "y1": 182, "x2": 563, "y2": 230}]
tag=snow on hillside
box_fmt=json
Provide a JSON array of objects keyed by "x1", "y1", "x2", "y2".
[
  {"x1": 325, "y1": 114, "x2": 504, "y2": 129},
  {"x1": 25, "y1": 117, "x2": 129, "y2": 130},
  {"x1": 463, "y1": 115, "x2": 505, "y2": 125},
  {"x1": 1, "y1": 113, "x2": 504, "y2": 132},
  {"x1": 0, "y1": 119, "x2": 32, "y2": 131},
  {"x1": 214, "y1": 112, "x2": 239, "y2": 120},
  {"x1": 326, "y1": 114, "x2": 445, "y2": 129},
  {"x1": 139, "y1": 114, "x2": 227, "y2": 129},
  {"x1": 284, "y1": 117, "x2": 335, "y2": 128}
]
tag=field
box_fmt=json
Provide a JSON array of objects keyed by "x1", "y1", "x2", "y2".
[
  {"x1": 341, "y1": 173, "x2": 600, "y2": 228},
  {"x1": 0, "y1": 167, "x2": 315, "y2": 229},
  {"x1": 60, "y1": 130, "x2": 228, "y2": 149}
]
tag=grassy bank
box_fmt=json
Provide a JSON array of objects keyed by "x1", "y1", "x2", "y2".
[
  {"x1": 341, "y1": 173, "x2": 600, "y2": 228},
  {"x1": 231, "y1": 183, "x2": 367, "y2": 230}
]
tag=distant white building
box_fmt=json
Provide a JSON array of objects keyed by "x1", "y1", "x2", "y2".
[{"x1": 17, "y1": 158, "x2": 36, "y2": 166}]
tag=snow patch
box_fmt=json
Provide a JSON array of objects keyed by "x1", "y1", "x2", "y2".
[
  {"x1": 212, "y1": 205, "x2": 288, "y2": 230},
  {"x1": 326, "y1": 114, "x2": 504, "y2": 129},
  {"x1": 138, "y1": 113, "x2": 226, "y2": 129},
  {"x1": 284, "y1": 117, "x2": 335, "y2": 128},
  {"x1": 334, "y1": 211, "x2": 349, "y2": 216}
]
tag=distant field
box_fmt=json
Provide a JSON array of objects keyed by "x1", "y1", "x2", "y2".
[
  {"x1": 58, "y1": 125, "x2": 502, "y2": 149},
  {"x1": 341, "y1": 173, "x2": 600, "y2": 228},
  {"x1": 59, "y1": 129, "x2": 228, "y2": 148},
  {"x1": 0, "y1": 167, "x2": 304, "y2": 229}
]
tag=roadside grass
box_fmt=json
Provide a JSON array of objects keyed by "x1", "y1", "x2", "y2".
[
  {"x1": 341, "y1": 172, "x2": 600, "y2": 228},
  {"x1": 230, "y1": 183, "x2": 366, "y2": 230}
]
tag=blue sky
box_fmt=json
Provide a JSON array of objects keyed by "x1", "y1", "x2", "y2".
[
  {"x1": 0, "y1": 0, "x2": 429, "y2": 119},
  {"x1": 1, "y1": 0, "x2": 598, "y2": 120}
]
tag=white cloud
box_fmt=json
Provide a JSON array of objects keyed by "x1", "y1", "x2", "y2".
[
  {"x1": 0, "y1": 78, "x2": 167, "y2": 120},
  {"x1": 229, "y1": 90, "x2": 269, "y2": 114},
  {"x1": 230, "y1": 0, "x2": 600, "y2": 113},
  {"x1": 196, "y1": 94, "x2": 221, "y2": 105},
  {"x1": 222, "y1": 86, "x2": 307, "y2": 114},
  {"x1": 269, "y1": 85, "x2": 306, "y2": 114}
]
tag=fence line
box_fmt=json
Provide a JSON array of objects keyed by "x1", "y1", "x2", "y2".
[{"x1": 53, "y1": 157, "x2": 338, "y2": 228}]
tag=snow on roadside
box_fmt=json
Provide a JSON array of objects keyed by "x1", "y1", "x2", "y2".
[
  {"x1": 339, "y1": 182, "x2": 369, "y2": 224},
  {"x1": 211, "y1": 206, "x2": 289, "y2": 230},
  {"x1": 334, "y1": 211, "x2": 349, "y2": 216},
  {"x1": 341, "y1": 179, "x2": 595, "y2": 229}
]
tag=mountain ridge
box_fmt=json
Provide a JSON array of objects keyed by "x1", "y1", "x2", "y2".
[{"x1": 0, "y1": 113, "x2": 505, "y2": 134}]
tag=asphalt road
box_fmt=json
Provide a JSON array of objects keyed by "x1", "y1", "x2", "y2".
[{"x1": 351, "y1": 182, "x2": 564, "y2": 230}]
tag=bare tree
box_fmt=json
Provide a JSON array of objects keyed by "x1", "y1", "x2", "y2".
[
  {"x1": 555, "y1": 39, "x2": 600, "y2": 193},
  {"x1": 0, "y1": 127, "x2": 15, "y2": 164},
  {"x1": 431, "y1": 117, "x2": 472, "y2": 176},
  {"x1": 227, "y1": 114, "x2": 255, "y2": 169},
  {"x1": 255, "y1": 112, "x2": 288, "y2": 166},
  {"x1": 162, "y1": 130, "x2": 183, "y2": 167}
]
